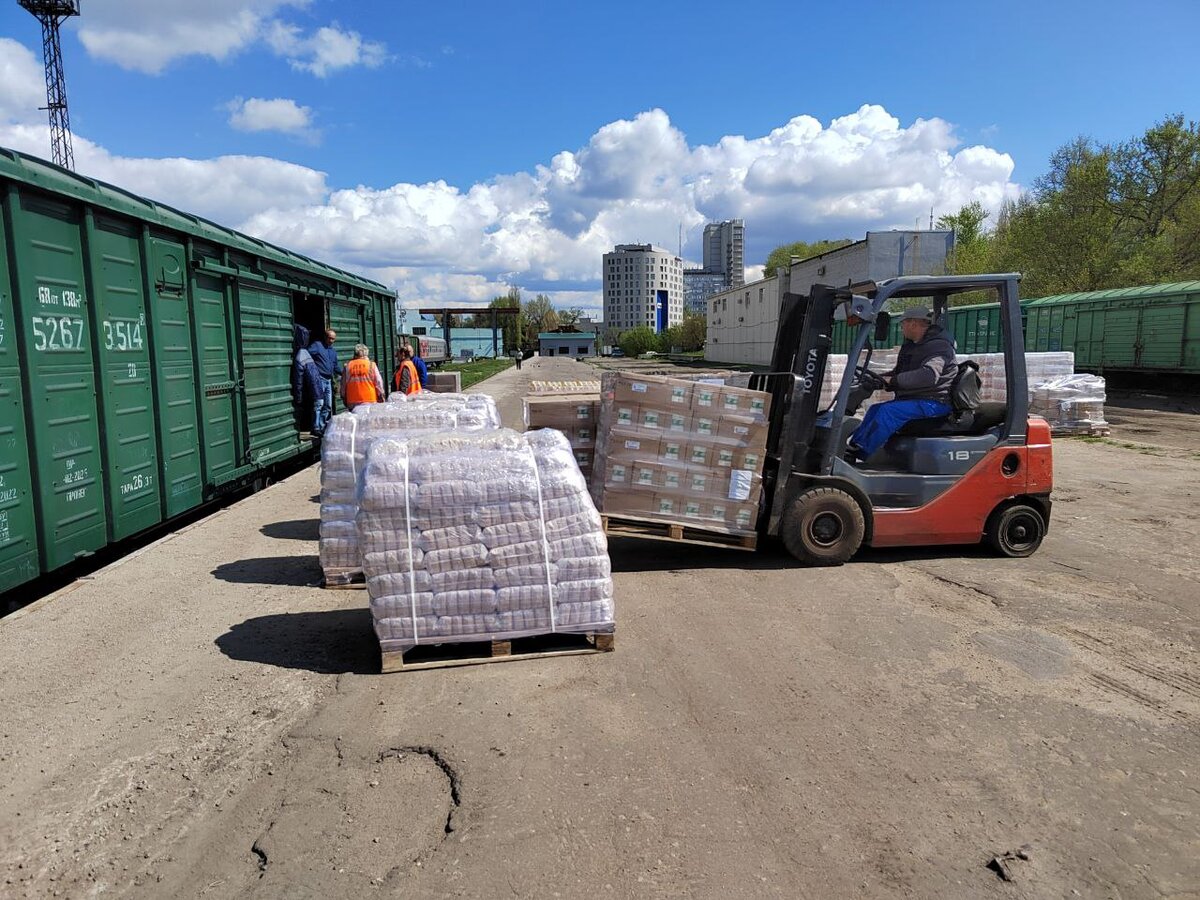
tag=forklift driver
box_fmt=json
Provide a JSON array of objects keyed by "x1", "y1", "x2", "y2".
[{"x1": 846, "y1": 307, "x2": 957, "y2": 463}]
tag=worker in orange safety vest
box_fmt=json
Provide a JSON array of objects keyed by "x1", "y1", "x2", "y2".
[
  {"x1": 392, "y1": 344, "x2": 423, "y2": 396},
  {"x1": 341, "y1": 343, "x2": 386, "y2": 409}
]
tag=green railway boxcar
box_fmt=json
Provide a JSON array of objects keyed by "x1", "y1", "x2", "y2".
[
  {"x1": 1023, "y1": 282, "x2": 1200, "y2": 373},
  {"x1": 0, "y1": 147, "x2": 396, "y2": 595}
]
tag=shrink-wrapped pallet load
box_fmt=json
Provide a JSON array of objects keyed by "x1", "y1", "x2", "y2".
[
  {"x1": 317, "y1": 394, "x2": 502, "y2": 585},
  {"x1": 358, "y1": 428, "x2": 614, "y2": 657},
  {"x1": 1029, "y1": 373, "x2": 1108, "y2": 434},
  {"x1": 591, "y1": 372, "x2": 771, "y2": 536}
]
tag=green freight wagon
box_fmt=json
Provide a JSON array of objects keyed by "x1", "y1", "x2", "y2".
[
  {"x1": 832, "y1": 301, "x2": 1011, "y2": 354},
  {"x1": 0, "y1": 147, "x2": 396, "y2": 595},
  {"x1": 1023, "y1": 282, "x2": 1200, "y2": 373}
]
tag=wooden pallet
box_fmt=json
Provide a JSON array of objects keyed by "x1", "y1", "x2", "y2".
[
  {"x1": 381, "y1": 631, "x2": 614, "y2": 673},
  {"x1": 322, "y1": 572, "x2": 366, "y2": 590},
  {"x1": 601, "y1": 513, "x2": 757, "y2": 551},
  {"x1": 1055, "y1": 425, "x2": 1111, "y2": 437}
]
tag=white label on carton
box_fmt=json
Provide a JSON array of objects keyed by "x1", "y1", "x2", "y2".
[
  {"x1": 664, "y1": 471, "x2": 681, "y2": 489},
  {"x1": 642, "y1": 411, "x2": 660, "y2": 428},
  {"x1": 657, "y1": 498, "x2": 675, "y2": 514},
  {"x1": 742, "y1": 453, "x2": 760, "y2": 470},
  {"x1": 611, "y1": 464, "x2": 627, "y2": 481},
  {"x1": 717, "y1": 449, "x2": 734, "y2": 467},
  {"x1": 751, "y1": 398, "x2": 766, "y2": 413},
  {"x1": 624, "y1": 440, "x2": 641, "y2": 450},
  {"x1": 734, "y1": 425, "x2": 749, "y2": 435},
  {"x1": 617, "y1": 407, "x2": 633, "y2": 425},
  {"x1": 690, "y1": 447, "x2": 707, "y2": 464},
  {"x1": 632, "y1": 382, "x2": 647, "y2": 393},
  {"x1": 697, "y1": 378, "x2": 725, "y2": 386},
  {"x1": 670, "y1": 414, "x2": 686, "y2": 430},
  {"x1": 663, "y1": 442, "x2": 681, "y2": 460},
  {"x1": 736, "y1": 509, "x2": 753, "y2": 527},
  {"x1": 576, "y1": 405, "x2": 591, "y2": 419},
  {"x1": 723, "y1": 395, "x2": 740, "y2": 410},
  {"x1": 697, "y1": 418, "x2": 714, "y2": 435},
  {"x1": 690, "y1": 474, "x2": 707, "y2": 491},
  {"x1": 728, "y1": 470, "x2": 753, "y2": 501},
  {"x1": 685, "y1": 501, "x2": 701, "y2": 517},
  {"x1": 671, "y1": 387, "x2": 687, "y2": 403},
  {"x1": 710, "y1": 504, "x2": 726, "y2": 520},
  {"x1": 697, "y1": 390, "x2": 715, "y2": 407},
  {"x1": 636, "y1": 468, "x2": 654, "y2": 485}
]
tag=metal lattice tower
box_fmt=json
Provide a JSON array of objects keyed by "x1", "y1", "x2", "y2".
[{"x1": 19, "y1": 1, "x2": 81, "y2": 171}]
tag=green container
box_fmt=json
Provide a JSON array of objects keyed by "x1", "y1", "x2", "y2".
[{"x1": 0, "y1": 146, "x2": 397, "y2": 594}]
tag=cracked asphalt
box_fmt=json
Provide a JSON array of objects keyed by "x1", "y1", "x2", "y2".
[{"x1": 1, "y1": 356, "x2": 1198, "y2": 899}]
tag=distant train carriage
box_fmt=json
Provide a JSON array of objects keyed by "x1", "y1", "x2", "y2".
[
  {"x1": 0, "y1": 146, "x2": 396, "y2": 596},
  {"x1": 400, "y1": 333, "x2": 449, "y2": 366}
]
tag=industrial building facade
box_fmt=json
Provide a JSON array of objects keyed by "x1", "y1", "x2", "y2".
[
  {"x1": 706, "y1": 230, "x2": 954, "y2": 366},
  {"x1": 602, "y1": 244, "x2": 684, "y2": 333}
]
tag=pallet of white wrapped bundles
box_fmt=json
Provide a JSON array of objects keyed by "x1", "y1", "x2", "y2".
[
  {"x1": 318, "y1": 395, "x2": 502, "y2": 586},
  {"x1": 357, "y1": 428, "x2": 615, "y2": 671},
  {"x1": 1029, "y1": 373, "x2": 1109, "y2": 435}
]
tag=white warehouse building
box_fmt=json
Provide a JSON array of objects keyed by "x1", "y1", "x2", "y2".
[
  {"x1": 706, "y1": 230, "x2": 954, "y2": 366},
  {"x1": 603, "y1": 243, "x2": 684, "y2": 334}
]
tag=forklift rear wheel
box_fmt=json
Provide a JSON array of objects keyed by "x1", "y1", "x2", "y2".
[
  {"x1": 986, "y1": 503, "x2": 1046, "y2": 558},
  {"x1": 781, "y1": 487, "x2": 866, "y2": 566}
]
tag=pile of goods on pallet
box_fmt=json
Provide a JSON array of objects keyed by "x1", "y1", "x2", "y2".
[
  {"x1": 523, "y1": 394, "x2": 598, "y2": 479},
  {"x1": 1028, "y1": 373, "x2": 1109, "y2": 435},
  {"x1": 527, "y1": 379, "x2": 601, "y2": 395},
  {"x1": 590, "y1": 372, "x2": 771, "y2": 537},
  {"x1": 358, "y1": 428, "x2": 614, "y2": 659},
  {"x1": 318, "y1": 394, "x2": 502, "y2": 585}
]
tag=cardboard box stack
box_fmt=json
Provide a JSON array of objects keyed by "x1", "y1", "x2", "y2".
[
  {"x1": 522, "y1": 394, "x2": 599, "y2": 479},
  {"x1": 358, "y1": 428, "x2": 614, "y2": 655},
  {"x1": 318, "y1": 394, "x2": 502, "y2": 585},
  {"x1": 528, "y1": 380, "x2": 601, "y2": 395},
  {"x1": 591, "y1": 372, "x2": 771, "y2": 535},
  {"x1": 1029, "y1": 373, "x2": 1108, "y2": 434}
]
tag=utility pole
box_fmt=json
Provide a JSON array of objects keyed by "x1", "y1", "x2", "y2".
[{"x1": 19, "y1": 1, "x2": 81, "y2": 171}]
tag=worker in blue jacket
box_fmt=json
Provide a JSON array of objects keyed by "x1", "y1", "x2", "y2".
[
  {"x1": 307, "y1": 329, "x2": 343, "y2": 433},
  {"x1": 292, "y1": 325, "x2": 325, "y2": 436},
  {"x1": 404, "y1": 342, "x2": 429, "y2": 388}
]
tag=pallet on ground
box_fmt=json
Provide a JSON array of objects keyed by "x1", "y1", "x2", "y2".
[
  {"x1": 601, "y1": 513, "x2": 757, "y2": 551},
  {"x1": 322, "y1": 570, "x2": 365, "y2": 589},
  {"x1": 381, "y1": 631, "x2": 615, "y2": 673},
  {"x1": 1054, "y1": 425, "x2": 1111, "y2": 437}
]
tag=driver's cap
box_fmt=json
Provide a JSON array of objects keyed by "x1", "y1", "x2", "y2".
[{"x1": 899, "y1": 306, "x2": 934, "y2": 322}]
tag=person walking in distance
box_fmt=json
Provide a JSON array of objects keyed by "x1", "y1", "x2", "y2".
[
  {"x1": 511, "y1": 347, "x2": 523, "y2": 370},
  {"x1": 308, "y1": 328, "x2": 342, "y2": 431},
  {"x1": 291, "y1": 325, "x2": 324, "y2": 437},
  {"x1": 342, "y1": 343, "x2": 386, "y2": 410},
  {"x1": 392, "y1": 344, "x2": 423, "y2": 396}
]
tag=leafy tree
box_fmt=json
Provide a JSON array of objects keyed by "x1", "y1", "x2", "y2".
[
  {"x1": 488, "y1": 288, "x2": 522, "y2": 351},
  {"x1": 618, "y1": 326, "x2": 659, "y2": 358},
  {"x1": 763, "y1": 239, "x2": 853, "y2": 275},
  {"x1": 558, "y1": 306, "x2": 585, "y2": 328}
]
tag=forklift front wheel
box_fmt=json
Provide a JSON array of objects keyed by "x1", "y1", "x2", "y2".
[
  {"x1": 781, "y1": 487, "x2": 866, "y2": 566},
  {"x1": 985, "y1": 503, "x2": 1046, "y2": 558}
]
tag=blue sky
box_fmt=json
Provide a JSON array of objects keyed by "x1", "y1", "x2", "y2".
[{"x1": 1, "y1": 0, "x2": 1197, "y2": 316}]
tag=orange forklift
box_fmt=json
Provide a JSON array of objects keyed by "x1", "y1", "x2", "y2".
[{"x1": 749, "y1": 274, "x2": 1053, "y2": 565}]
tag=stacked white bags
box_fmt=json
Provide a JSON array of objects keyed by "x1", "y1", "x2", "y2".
[
  {"x1": 1030, "y1": 373, "x2": 1108, "y2": 433},
  {"x1": 318, "y1": 395, "x2": 502, "y2": 584},
  {"x1": 358, "y1": 428, "x2": 615, "y2": 654}
]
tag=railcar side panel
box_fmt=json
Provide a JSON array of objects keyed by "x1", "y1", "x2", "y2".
[
  {"x1": 238, "y1": 284, "x2": 300, "y2": 464},
  {"x1": 192, "y1": 268, "x2": 243, "y2": 484},
  {"x1": 86, "y1": 213, "x2": 162, "y2": 540},
  {"x1": 0, "y1": 208, "x2": 39, "y2": 592},
  {"x1": 8, "y1": 189, "x2": 108, "y2": 568}
]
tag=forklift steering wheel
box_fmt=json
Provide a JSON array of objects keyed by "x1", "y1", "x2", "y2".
[{"x1": 853, "y1": 365, "x2": 885, "y2": 392}]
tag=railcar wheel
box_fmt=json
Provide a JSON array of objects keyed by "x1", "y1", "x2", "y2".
[
  {"x1": 780, "y1": 487, "x2": 866, "y2": 566},
  {"x1": 985, "y1": 503, "x2": 1046, "y2": 558}
]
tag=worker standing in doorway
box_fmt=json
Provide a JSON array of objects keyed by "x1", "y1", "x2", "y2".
[
  {"x1": 308, "y1": 328, "x2": 343, "y2": 431},
  {"x1": 342, "y1": 343, "x2": 386, "y2": 410}
]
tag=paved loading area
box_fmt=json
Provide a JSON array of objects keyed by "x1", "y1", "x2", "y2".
[{"x1": 1, "y1": 355, "x2": 1198, "y2": 899}]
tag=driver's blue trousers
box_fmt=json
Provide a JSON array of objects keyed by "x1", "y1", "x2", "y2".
[{"x1": 849, "y1": 399, "x2": 952, "y2": 457}]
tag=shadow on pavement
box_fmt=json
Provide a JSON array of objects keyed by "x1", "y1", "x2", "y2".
[
  {"x1": 260, "y1": 518, "x2": 320, "y2": 541},
  {"x1": 212, "y1": 555, "x2": 321, "y2": 586},
  {"x1": 215, "y1": 607, "x2": 378, "y2": 674},
  {"x1": 608, "y1": 536, "x2": 795, "y2": 573}
]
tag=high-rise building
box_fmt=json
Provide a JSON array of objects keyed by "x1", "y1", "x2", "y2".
[
  {"x1": 683, "y1": 219, "x2": 745, "y2": 314},
  {"x1": 703, "y1": 219, "x2": 745, "y2": 289},
  {"x1": 602, "y1": 244, "x2": 684, "y2": 334}
]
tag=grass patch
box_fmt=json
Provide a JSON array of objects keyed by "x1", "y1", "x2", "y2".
[{"x1": 437, "y1": 357, "x2": 515, "y2": 389}]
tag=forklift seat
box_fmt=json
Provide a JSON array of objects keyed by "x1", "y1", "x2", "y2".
[{"x1": 894, "y1": 401, "x2": 1007, "y2": 437}]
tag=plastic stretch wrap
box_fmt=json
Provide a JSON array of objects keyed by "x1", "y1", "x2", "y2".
[
  {"x1": 1029, "y1": 373, "x2": 1108, "y2": 433},
  {"x1": 317, "y1": 393, "x2": 502, "y2": 583},
  {"x1": 358, "y1": 428, "x2": 615, "y2": 653}
]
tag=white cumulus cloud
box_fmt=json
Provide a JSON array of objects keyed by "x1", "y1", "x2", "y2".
[
  {"x1": 74, "y1": 1, "x2": 386, "y2": 77},
  {"x1": 226, "y1": 97, "x2": 317, "y2": 141},
  {"x1": 0, "y1": 99, "x2": 1019, "y2": 315}
]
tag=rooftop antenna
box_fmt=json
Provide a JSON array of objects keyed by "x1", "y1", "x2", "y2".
[
  {"x1": 19, "y1": 0, "x2": 81, "y2": 171},
  {"x1": 930, "y1": 206, "x2": 935, "y2": 230}
]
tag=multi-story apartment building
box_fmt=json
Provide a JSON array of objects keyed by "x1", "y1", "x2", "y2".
[
  {"x1": 683, "y1": 219, "x2": 746, "y2": 314},
  {"x1": 602, "y1": 244, "x2": 684, "y2": 333}
]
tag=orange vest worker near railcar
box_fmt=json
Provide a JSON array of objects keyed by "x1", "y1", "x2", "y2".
[
  {"x1": 392, "y1": 345, "x2": 423, "y2": 396},
  {"x1": 341, "y1": 343, "x2": 386, "y2": 410}
]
